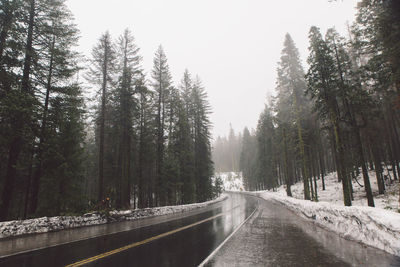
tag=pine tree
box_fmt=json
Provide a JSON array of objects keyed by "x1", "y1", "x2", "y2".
[
  {"x1": 163, "y1": 86, "x2": 181, "y2": 205},
  {"x1": 28, "y1": 0, "x2": 82, "y2": 215},
  {"x1": 136, "y1": 75, "x2": 157, "y2": 208},
  {"x1": 354, "y1": 0, "x2": 400, "y2": 203},
  {"x1": 37, "y1": 83, "x2": 86, "y2": 216},
  {"x1": 0, "y1": 0, "x2": 37, "y2": 220},
  {"x1": 177, "y1": 70, "x2": 195, "y2": 203},
  {"x1": 113, "y1": 28, "x2": 142, "y2": 208},
  {"x1": 306, "y1": 26, "x2": 352, "y2": 206},
  {"x1": 87, "y1": 31, "x2": 116, "y2": 204},
  {"x1": 192, "y1": 77, "x2": 213, "y2": 202},
  {"x1": 325, "y1": 28, "x2": 374, "y2": 206},
  {"x1": 0, "y1": 0, "x2": 85, "y2": 220},
  {"x1": 151, "y1": 45, "x2": 172, "y2": 206},
  {"x1": 212, "y1": 130, "x2": 242, "y2": 173},
  {"x1": 256, "y1": 105, "x2": 278, "y2": 191},
  {"x1": 240, "y1": 127, "x2": 258, "y2": 190},
  {"x1": 275, "y1": 33, "x2": 313, "y2": 199},
  {"x1": 0, "y1": 0, "x2": 24, "y2": 93}
]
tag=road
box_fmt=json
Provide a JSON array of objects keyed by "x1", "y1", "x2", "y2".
[
  {"x1": 206, "y1": 195, "x2": 400, "y2": 267},
  {"x1": 0, "y1": 193, "x2": 256, "y2": 266},
  {"x1": 0, "y1": 193, "x2": 399, "y2": 266}
]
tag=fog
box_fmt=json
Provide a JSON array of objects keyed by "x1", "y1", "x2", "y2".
[{"x1": 66, "y1": 0, "x2": 358, "y2": 138}]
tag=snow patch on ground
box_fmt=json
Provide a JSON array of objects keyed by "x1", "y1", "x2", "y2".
[
  {"x1": 0, "y1": 194, "x2": 227, "y2": 239},
  {"x1": 273, "y1": 170, "x2": 399, "y2": 211},
  {"x1": 248, "y1": 168, "x2": 400, "y2": 256},
  {"x1": 252, "y1": 191, "x2": 400, "y2": 256},
  {"x1": 216, "y1": 172, "x2": 244, "y2": 191}
]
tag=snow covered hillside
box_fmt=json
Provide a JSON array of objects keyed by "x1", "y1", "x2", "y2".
[
  {"x1": 274, "y1": 170, "x2": 399, "y2": 211},
  {"x1": 216, "y1": 172, "x2": 244, "y2": 191}
]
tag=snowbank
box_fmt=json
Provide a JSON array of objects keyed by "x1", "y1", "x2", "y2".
[
  {"x1": 252, "y1": 191, "x2": 400, "y2": 256},
  {"x1": 0, "y1": 194, "x2": 227, "y2": 239}
]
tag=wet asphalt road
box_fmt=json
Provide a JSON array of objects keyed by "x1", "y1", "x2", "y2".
[
  {"x1": 0, "y1": 193, "x2": 399, "y2": 266},
  {"x1": 207, "y1": 195, "x2": 400, "y2": 267},
  {"x1": 0, "y1": 193, "x2": 256, "y2": 267}
]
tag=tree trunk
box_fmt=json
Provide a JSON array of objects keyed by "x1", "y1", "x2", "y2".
[
  {"x1": 156, "y1": 67, "x2": 164, "y2": 206},
  {"x1": 370, "y1": 139, "x2": 385, "y2": 194},
  {"x1": 138, "y1": 89, "x2": 145, "y2": 208},
  {"x1": 282, "y1": 128, "x2": 292, "y2": 197},
  {"x1": 312, "y1": 148, "x2": 318, "y2": 201},
  {"x1": 319, "y1": 143, "x2": 326, "y2": 191},
  {"x1": 331, "y1": 114, "x2": 352, "y2": 206},
  {"x1": 307, "y1": 148, "x2": 315, "y2": 201},
  {"x1": 98, "y1": 45, "x2": 108, "y2": 203},
  {"x1": 23, "y1": 139, "x2": 35, "y2": 219},
  {"x1": 294, "y1": 95, "x2": 310, "y2": 200},
  {"x1": 353, "y1": 127, "x2": 374, "y2": 207}
]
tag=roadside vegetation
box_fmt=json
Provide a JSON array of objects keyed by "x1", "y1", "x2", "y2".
[
  {"x1": 237, "y1": 0, "x2": 400, "y2": 209},
  {"x1": 0, "y1": 0, "x2": 215, "y2": 221}
]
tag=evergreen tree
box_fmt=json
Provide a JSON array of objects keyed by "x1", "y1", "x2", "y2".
[
  {"x1": 29, "y1": 0, "x2": 82, "y2": 215},
  {"x1": 192, "y1": 77, "x2": 213, "y2": 202},
  {"x1": 113, "y1": 28, "x2": 142, "y2": 208},
  {"x1": 240, "y1": 127, "x2": 258, "y2": 190},
  {"x1": 38, "y1": 83, "x2": 86, "y2": 216},
  {"x1": 275, "y1": 33, "x2": 313, "y2": 199},
  {"x1": 151, "y1": 45, "x2": 172, "y2": 206},
  {"x1": 136, "y1": 75, "x2": 157, "y2": 208},
  {"x1": 163, "y1": 86, "x2": 181, "y2": 205},
  {"x1": 87, "y1": 31, "x2": 116, "y2": 204},
  {"x1": 0, "y1": 1, "x2": 219, "y2": 221},
  {"x1": 177, "y1": 70, "x2": 195, "y2": 203},
  {"x1": 256, "y1": 105, "x2": 278, "y2": 191},
  {"x1": 0, "y1": 0, "x2": 37, "y2": 221},
  {"x1": 325, "y1": 28, "x2": 374, "y2": 206},
  {"x1": 0, "y1": 0, "x2": 85, "y2": 220},
  {"x1": 354, "y1": 0, "x2": 400, "y2": 202},
  {"x1": 212, "y1": 129, "x2": 242, "y2": 173},
  {"x1": 305, "y1": 26, "x2": 352, "y2": 206}
]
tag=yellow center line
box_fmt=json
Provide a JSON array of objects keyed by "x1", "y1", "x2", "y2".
[{"x1": 65, "y1": 206, "x2": 239, "y2": 267}]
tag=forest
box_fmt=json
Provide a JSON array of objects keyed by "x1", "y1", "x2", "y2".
[
  {"x1": 212, "y1": 125, "x2": 242, "y2": 172},
  {"x1": 1, "y1": 0, "x2": 399, "y2": 222},
  {"x1": 0, "y1": 0, "x2": 214, "y2": 221},
  {"x1": 239, "y1": 0, "x2": 400, "y2": 207}
]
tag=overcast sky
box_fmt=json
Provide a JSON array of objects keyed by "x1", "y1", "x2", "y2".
[{"x1": 66, "y1": 0, "x2": 359, "y2": 139}]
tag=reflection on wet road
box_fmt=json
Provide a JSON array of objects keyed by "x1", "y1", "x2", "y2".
[
  {"x1": 0, "y1": 193, "x2": 256, "y2": 267},
  {"x1": 1, "y1": 193, "x2": 399, "y2": 267},
  {"x1": 207, "y1": 196, "x2": 400, "y2": 267}
]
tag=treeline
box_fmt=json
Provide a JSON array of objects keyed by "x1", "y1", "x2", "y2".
[
  {"x1": 0, "y1": 0, "x2": 214, "y2": 221},
  {"x1": 240, "y1": 0, "x2": 400, "y2": 207},
  {"x1": 212, "y1": 125, "x2": 242, "y2": 172}
]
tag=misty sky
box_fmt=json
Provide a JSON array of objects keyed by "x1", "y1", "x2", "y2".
[{"x1": 66, "y1": 0, "x2": 358, "y2": 139}]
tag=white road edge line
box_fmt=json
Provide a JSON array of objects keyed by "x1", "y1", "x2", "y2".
[{"x1": 198, "y1": 200, "x2": 259, "y2": 267}]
